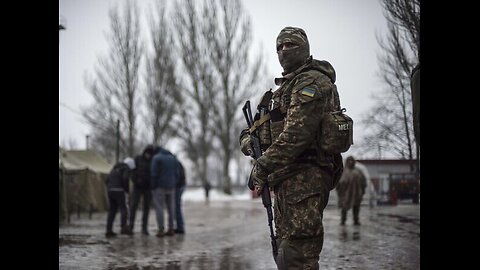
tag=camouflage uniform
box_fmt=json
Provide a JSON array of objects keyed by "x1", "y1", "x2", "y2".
[{"x1": 241, "y1": 27, "x2": 343, "y2": 270}]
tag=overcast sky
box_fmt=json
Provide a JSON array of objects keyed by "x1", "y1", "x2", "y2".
[{"x1": 59, "y1": 0, "x2": 389, "y2": 157}]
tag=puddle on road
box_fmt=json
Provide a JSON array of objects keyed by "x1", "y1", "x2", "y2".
[
  {"x1": 100, "y1": 247, "x2": 255, "y2": 270},
  {"x1": 338, "y1": 227, "x2": 361, "y2": 242},
  {"x1": 377, "y1": 213, "x2": 419, "y2": 225},
  {"x1": 59, "y1": 234, "x2": 109, "y2": 245}
]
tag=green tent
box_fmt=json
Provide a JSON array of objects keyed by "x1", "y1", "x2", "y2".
[{"x1": 59, "y1": 147, "x2": 113, "y2": 223}]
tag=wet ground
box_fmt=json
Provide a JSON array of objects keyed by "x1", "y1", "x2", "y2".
[{"x1": 59, "y1": 198, "x2": 419, "y2": 270}]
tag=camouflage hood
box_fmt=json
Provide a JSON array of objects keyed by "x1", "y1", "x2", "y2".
[{"x1": 307, "y1": 58, "x2": 336, "y2": 83}]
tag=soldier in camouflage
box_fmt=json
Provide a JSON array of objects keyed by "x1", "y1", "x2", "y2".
[
  {"x1": 336, "y1": 156, "x2": 367, "y2": 226},
  {"x1": 240, "y1": 26, "x2": 343, "y2": 269}
]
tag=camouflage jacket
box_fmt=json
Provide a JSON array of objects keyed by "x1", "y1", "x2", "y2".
[{"x1": 256, "y1": 56, "x2": 340, "y2": 187}]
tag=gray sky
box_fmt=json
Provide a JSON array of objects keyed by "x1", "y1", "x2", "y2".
[{"x1": 59, "y1": 0, "x2": 389, "y2": 157}]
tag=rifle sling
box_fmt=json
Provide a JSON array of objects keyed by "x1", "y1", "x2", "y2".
[{"x1": 249, "y1": 113, "x2": 271, "y2": 134}]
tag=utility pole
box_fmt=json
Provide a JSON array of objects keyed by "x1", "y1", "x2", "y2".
[
  {"x1": 116, "y1": 120, "x2": 120, "y2": 163},
  {"x1": 86, "y1": 135, "x2": 90, "y2": 150},
  {"x1": 59, "y1": 16, "x2": 68, "y2": 224}
]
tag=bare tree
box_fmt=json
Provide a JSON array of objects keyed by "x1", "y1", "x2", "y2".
[
  {"x1": 171, "y1": 0, "x2": 267, "y2": 195},
  {"x1": 144, "y1": 1, "x2": 182, "y2": 146},
  {"x1": 82, "y1": 74, "x2": 126, "y2": 161},
  {"x1": 171, "y1": 0, "x2": 217, "y2": 197},
  {"x1": 202, "y1": 0, "x2": 266, "y2": 194},
  {"x1": 82, "y1": 0, "x2": 143, "y2": 159},
  {"x1": 358, "y1": 0, "x2": 419, "y2": 166}
]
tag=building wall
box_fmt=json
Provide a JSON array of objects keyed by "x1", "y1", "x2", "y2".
[
  {"x1": 356, "y1": 160, "x2": 417, "y2": 179},
  {"x1": 355, "y1": 160, "x2": 418, "y2": 204}
]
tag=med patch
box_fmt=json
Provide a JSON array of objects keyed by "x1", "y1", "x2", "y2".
[{"x1": 301, "y1": 87, "x2": 316, "y2": 97}]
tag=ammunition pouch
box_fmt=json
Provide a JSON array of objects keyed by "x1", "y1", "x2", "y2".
[
  {"x1": 249, "y1": 91, "x2": 276, "y2": 150},
  {"x1": 295, "y1": 148, "x2": 343, "y2": 191}
]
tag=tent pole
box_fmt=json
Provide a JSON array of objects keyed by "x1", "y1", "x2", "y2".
[{"x1": 62, "y1": 168, "x2": 70, "y2": 224}]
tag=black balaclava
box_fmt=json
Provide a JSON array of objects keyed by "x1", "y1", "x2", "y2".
[{"x1": 276, "y1": 26, "x2": 310, "y2": 74}]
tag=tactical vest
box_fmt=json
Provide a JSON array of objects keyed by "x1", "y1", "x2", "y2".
[{"x1": 255, "y1": 69, "x2": 347, "y2": 168}]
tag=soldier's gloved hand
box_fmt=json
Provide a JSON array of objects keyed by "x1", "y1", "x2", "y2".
[
  {"x1": 252, "y1": 162, "x2": 269, "y2": 196},
  {"x1": 239, "y1": 128, "x2": 253, "y2": 156}
]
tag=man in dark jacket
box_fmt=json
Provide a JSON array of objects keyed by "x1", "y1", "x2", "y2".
[
  {"x1": 105, "y1": 157, "x2": 135, "y2": 237},
  {"x1": 129, "y1": 145, "x2": 155, "y2": 235}
]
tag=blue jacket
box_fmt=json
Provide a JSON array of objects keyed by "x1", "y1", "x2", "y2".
[{"x1": 150, "y1": 148, "x2": 179, "y2": 189}]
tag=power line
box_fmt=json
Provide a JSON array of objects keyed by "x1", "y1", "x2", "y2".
[{"x1": 59, "y1": 102, "x2": 82, "y2": 116}]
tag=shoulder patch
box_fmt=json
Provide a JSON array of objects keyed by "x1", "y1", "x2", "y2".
[{"x1": 301, "y1": 87, "x2": 316, "y2": 97}]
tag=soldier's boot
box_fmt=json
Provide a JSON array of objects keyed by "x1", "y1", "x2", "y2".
[
  {"x1": 340, "y1": 209, "x2": 347, "y2": 225},
  {"x1": 353, "y1": 205, "x2": 361, "y2": 225}
]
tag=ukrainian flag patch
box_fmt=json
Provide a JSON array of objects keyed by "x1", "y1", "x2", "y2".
[{"x1": 301, "y1": 87, "x2": 315, "y2": 97}]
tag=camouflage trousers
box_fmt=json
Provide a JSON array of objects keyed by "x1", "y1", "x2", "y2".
[{"x1": 273, "y1": 165, "x2": 331, "y2": 270}]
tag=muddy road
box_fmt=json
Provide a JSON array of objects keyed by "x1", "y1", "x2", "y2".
[{"x1": 59, "y1": 199, "x2": 419, "y2": 269}]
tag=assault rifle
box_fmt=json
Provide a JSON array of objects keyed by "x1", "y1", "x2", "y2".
[{"x1": 242, "y1": 91, "x2": 277, "y2": 259}]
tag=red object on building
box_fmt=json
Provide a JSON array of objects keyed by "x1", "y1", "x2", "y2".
[{"x1": 389, "y1": 190, "x2": 398, "y2": 205}]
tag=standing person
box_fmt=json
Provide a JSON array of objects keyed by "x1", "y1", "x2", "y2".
[
  {"x1": 239, "y1": 26, "x2": 344, "y2": 269},
  {"x1": 150, "y1": 146, "x2": 178, "y2": 237},
  {"x1": 105, "y1": 157, "x2": 135, "y2": 237},
  {"x1": 204, "y1": 181, "x2": 211, "y2": 205},
  {"x1": 129, "y1": 145, "x2": 155, "y2": 235},
  {"x1": 174, "y1": 157, "x2": 186, "y2": 234},
  {"x1": 336, "y1": 156, "x2": 367, "y2": 226}
]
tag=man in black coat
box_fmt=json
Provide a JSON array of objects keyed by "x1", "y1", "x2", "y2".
[
  {"x1": 105, "y1": 157, "x2": 135, "y2": 237},
  {"x1": 129, "y1": 145, "x2": 155, "y2": 235},
  {"x1": 174, "y1": 158, "x2": 186, "y2": 234}
]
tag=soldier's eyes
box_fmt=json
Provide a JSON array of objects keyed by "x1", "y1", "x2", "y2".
[{"x1": 277, "y1": 42, "x2": 296, "y2": 51}]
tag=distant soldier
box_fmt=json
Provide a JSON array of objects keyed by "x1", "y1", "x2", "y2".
[
  {"x1": 239, "y1": 26, "x2": 344, "y2": 269},
  {"x1": 336, "y1": 156, "x2": 367, "y2": 225}
]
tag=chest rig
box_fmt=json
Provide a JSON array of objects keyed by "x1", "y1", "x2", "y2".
[
  {"x1": 247, "y1": 80, "x2": 293, "y2": 151},
  {"x1": 252, "y1": 72, "x2": 340, "y2": 168}
]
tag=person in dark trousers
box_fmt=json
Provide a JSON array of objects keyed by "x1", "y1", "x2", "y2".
[
  {"x1": 204, "y1": 181, "x2": 211, "y2": 205},
  {"x1": 174, "y1": 158, "x2": 186, "y2": 234},
  {"x1": 105, "y1": 157, "x2": 135, "y2": 237},
  {"x1": 151, "y1": 146, "x2": 178, "y2": 237},
  {"x1": 129, "y1": 145, "x2": 155, "y2": 235}
]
